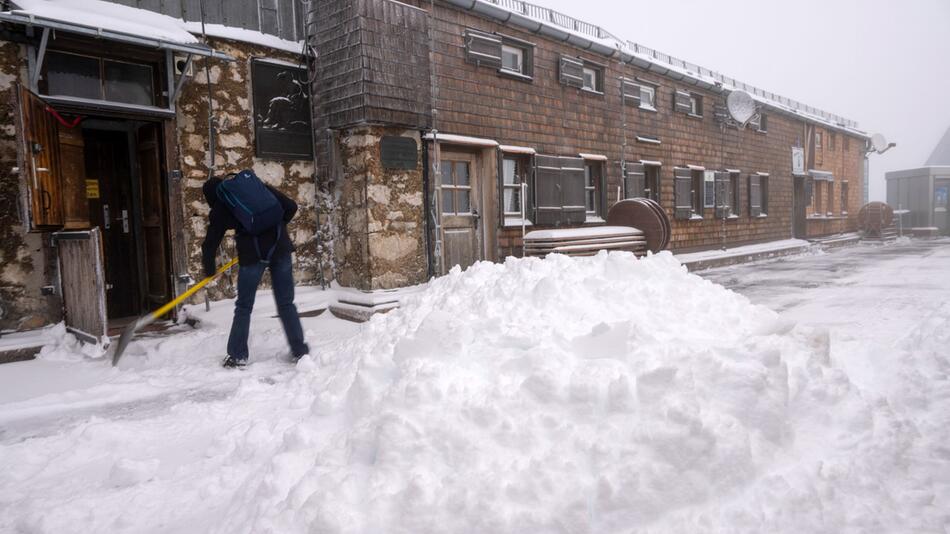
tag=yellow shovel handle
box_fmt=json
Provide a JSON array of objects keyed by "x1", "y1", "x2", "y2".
[{"x1": 151, "y1": 258, "x2": 239, "y2": 319}]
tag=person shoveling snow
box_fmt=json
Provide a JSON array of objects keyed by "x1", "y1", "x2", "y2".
[{"x1": 202, "y1": 170, "x2": 310, "y2": 368}]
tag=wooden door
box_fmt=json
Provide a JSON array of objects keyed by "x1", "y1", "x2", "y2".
[
  {"x1": 85, "y1": 129, "x2": 141, "y2": 319},
  {"x1": 440, "y1": 154, "x2": 481, "y2": 272},
  {"x1": 793, "y1": 176, "x2": 807, "y2": 238},
  {"x1": 53, "y1": 228, "x2": 108, "y2": 344},
  {"x1": 58, "y1": 125, "x2": 91, "y2": 229},
  {"x1": 136, "y1": 123, "x2": 170, "y2": 308},
  {"x1": 14, "y1": 84, "x2": 63, "y2": 229}
]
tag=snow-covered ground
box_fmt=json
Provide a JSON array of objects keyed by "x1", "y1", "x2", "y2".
[{"x1": 1, "y1": 241, "x2": 948, "y2": 533}]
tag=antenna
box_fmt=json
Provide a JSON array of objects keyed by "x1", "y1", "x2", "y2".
[
  {"x1": 871, "y1": 133, "x2": 889, "y2": 153},
  {"x1": 726, "y1": 90, "x2": 757, "y2": 127}
]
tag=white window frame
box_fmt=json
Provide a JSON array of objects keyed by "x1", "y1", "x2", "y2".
[
  {"x1": 581, "y1": 66, "x2": 600, "y2": 93},
  {"x1": 500, "y1": 44, "x2": 524, "y2": 75},
  {"x1": 502, "y1": 157, "x2": 524, "y2": 216},
  {"x1": 639, "y1": 84, "x2": 656, "y2": 110},
  {"x1": 703, "y1": 170, "x2": 716, "y2": 208},
  {"x1": 689, "y1": 93, "x2": 703, "y2": 117}
]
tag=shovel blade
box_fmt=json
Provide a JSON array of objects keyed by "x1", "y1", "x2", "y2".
[{"x1": 111, "y1": 316, "x2": 148, "y2": 367}]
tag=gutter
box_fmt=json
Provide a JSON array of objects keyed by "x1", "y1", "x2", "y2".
[{"x1": 440, "y1": 0, "x2": 869, "y2": 140}]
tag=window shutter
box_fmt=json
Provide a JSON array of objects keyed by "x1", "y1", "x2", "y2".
[
  {"x1": 534, "y1": 155, "x2": 562, "y2": 225},
  {"x1": 621, "y1": 79, "x2": 641, "y2": 107},
  {"x1": 714, "y1": 171, "x2": 730, "y2": 218},
  {"x1": 558, "y1": 55, "x2": 584, "y2": 88},
  {"x1": 673, "y1": 167, "x2": 693, "y2": 220},
  {"x1": 624, "y1": 162, "x2": 646, "y2": 198},
  {"x1": 464, "y1": 29, "x2": 503, "y2": 68},
  {"x1": 731, "y1": 175, "x2": 741, "y2": 217},
  {"x1": 749, "y1": 175, "x2": 762, "y2": 216},
  {"x1": 560, "y1": 156, "x2": 587, "y2": 224},
  {"x1": 673, "y1": 90, "x2": 692, "y2": 114}
]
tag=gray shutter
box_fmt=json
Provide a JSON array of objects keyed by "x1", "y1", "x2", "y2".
[
  {"x1": 464, "y1": 29, "x2": 503, "y2": 68},
  {"x1": 560, "y1": 156, "x2": 587, "y2": 224},
  {"x1": 625, "y1": 162, "x2": 646, "y2": 198},
  {"x1": 559, "y1": 56, "x2": 584, "y2": 88},
  {"x1": 534, "y1": 155, "x2": 562, "y2": 226},
  {"x1": 673, "y1": 168, "x2": 693, "y2": 220},
  {"x1": 749, "y1": 175, "x2": 762, "y2": 216},
  {"x1": 673, "y1": 90, "x2": 692, "y2": 114},
  {"x1": 714, "y1": 171, "x2": 730, "y2": 218},
  {"x1": 622, "y1": 79, "x2": 641, "y2": 107}
]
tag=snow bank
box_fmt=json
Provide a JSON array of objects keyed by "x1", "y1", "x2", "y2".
[{"x1": 210, "y1": 251, "x2": 940, "y2": 533}]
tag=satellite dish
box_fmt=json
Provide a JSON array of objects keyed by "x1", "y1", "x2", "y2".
[
  {"x1": 871, "y1": 133, "x2": 888, "y2": 153},
  {"x1": 726, "y1": 90, "x2": 756, "y2": 124}
]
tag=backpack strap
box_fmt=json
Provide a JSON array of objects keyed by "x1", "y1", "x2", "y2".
[{"x1": 253, "y1": 224, "x2": 283, "y2": 265}]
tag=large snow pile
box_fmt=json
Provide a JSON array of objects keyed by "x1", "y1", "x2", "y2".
[{"x1": 206, "y1": 252, "x2": 945, "y2": 533}]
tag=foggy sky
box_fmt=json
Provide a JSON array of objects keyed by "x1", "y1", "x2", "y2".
[{"x1": 532, "y1": 0, "x2": 950, "y2": 200}]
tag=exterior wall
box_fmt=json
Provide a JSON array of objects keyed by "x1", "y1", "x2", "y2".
[
  {"x1": 416, "y1": 0, "x2": 867, "y2": 255},
  {"x1": 0, "y1": 35, "x2": 327, "y2": 330},
  {"x1": 176, "y1": 38, "x2": 325, "y2": 299},
  {"x1": 805, "y1": 126, "x2": 864, "y2": 237},
  {"x1": 0, "y1": 42, "x2": 62, "y2": 331},
  {"x1": 333, "y1": 127, "x2": 428, "y2": 290}
]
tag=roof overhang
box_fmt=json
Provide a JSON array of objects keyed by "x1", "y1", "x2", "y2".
[
  {"x1": 809, "y1": 169, "x2": 834, "y2": 181},
  {"x1": 0, "y1": 10, "x2": 234, "y2": 61}
]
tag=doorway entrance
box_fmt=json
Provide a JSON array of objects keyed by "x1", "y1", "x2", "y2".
[
  {"x1": 439, "y1": 152, "x2": 482, "y2": 273},
  {"x1": 793, "y1": 175, "x2": 808, "y2": 239},
  {"x1": 82, "y1": 119, "x2": 172, "y2": 321}
]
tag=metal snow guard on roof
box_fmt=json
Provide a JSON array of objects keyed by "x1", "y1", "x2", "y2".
[
  {"x1": 0, "y1": 10, "x2": 234, "y2": 61},
  {"x1": 474, "y1": 0, "x2": 859, "y2": 132}
]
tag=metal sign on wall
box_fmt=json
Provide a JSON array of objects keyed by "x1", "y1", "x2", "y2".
[
  {"x1": 792, "y1": 146, "x2": 805, "y2": 176},
  {"x1": 380, "y1": 136, "x2": 418, "y2": 170},
  {"x1": 251, "y1": 59, "x2": 313, "y2": 160}
]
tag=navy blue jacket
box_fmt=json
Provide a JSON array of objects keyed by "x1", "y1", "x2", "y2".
[{"x1": 201, "y1": 177, "x2": 297, "y2": 277}]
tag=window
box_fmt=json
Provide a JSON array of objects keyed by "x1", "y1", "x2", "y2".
[
  {"x1": 43, "y1": 50, "x2": 156, "y2": 106},
  {"x1": 757, "y1": 114, "x2": 768, "y2": 133},
  {"x1": 703, "y1": 170, "x2": 716, "y2": 208},
  {"x1": 691, "y1": 170, "x2": 704, "y2": 215},
  {"x1": 644, "y1": 164, "x2": 660, "y2": 202},
  {"x1": 829, "y1": 133, "x2": 836, "y2": 151},
  {"x1": 730, "y1": 172, "x2": 741, "y2": 217},
  {"x1": 840, "y1": 182, "x2": 849, "y2": 214},
  {"x1": 813, "y1": 181, "x2": 823, "y2": 215},
  {"x1": 581, "y1": 65, "x2": 603, "y2": 93},
  {"x1": 535, "y1": 155, "x2": 587, "y2": 226},
  {"x1": 501, "y1": 45, "x2": 523, "y2": 74},
  {"x1": 502, "y1": 156, "x2": 531, "y2": 223},
  {"x1": 584, "y1": 161, "x2": 604, "y2": 218},
  {"x1": 749, "y1": 174, "x2": 768, "y2": 216},
  {"x1": 826, "y1": 182, "x2": 835, "y2": 216},
  {"x1": 815, "y1": 132, "x2": 823, "y2": 150},
  {"x1": 640, "y1": 84, "x2": 656, "y2": 110},
  {"x1": 689, "y1": 94, "x2": 703, "y2": 117},
  {"x1": 814, "y1": 132, "x2": 823, "y2": 165},
  {"x1": 441, "y1": 161, "x2": 472, "y2": 215}
]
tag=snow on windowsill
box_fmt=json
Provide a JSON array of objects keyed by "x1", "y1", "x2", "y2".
[
  {"x1": 689, "y1": 214, "x2": 704, "y2": 221},
  {"x1": 504, "y1": 217, "x2": 534, "y2": 227},
  {"x1": 498, "y1": 68, "x2": 533, "y2": 82},
  {"x1": 585, "y1": 216, "x2": 606, "y2": 224},
  {"x1": 639, "y1": 105, "x2": 658, "y2": 113}
]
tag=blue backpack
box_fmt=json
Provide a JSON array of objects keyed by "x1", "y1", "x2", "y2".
[{"x1": 216, "y1": 169, "x2": 285, "y2": 262}]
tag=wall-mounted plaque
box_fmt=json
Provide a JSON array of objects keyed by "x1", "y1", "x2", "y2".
[
  {"x1": 251, "y1": 59, "x2": 313, "y2": 160},
  {"x1": 380, "y1": 136, "x2": 418, "y2": 170}
]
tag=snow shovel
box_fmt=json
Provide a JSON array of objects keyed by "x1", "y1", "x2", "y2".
[{"x1": 111, "y1": 258, "x2": 239, "y2": 366}]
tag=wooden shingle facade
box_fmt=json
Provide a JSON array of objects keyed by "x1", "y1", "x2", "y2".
[{"x1": 309, "y1": 0, "x2": 868, "y2": 286}]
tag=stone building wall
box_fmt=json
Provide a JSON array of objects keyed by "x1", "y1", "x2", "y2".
[
  {"x1": 0, "y1": 41, "x2": 61, "y2": 331},
  {"x1": 334, "y1": 126, "x2": 428, "y2": 290},
  {"x1": 175, "y1": 37, "x2": 330, "y2": 298}
]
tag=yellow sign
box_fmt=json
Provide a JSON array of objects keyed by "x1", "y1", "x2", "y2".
[{"x1": 85, "y1": 179, "x2": 100, "y2": 199}]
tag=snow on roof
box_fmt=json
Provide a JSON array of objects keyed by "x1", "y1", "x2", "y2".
[
  {"x1": 10, "y1": 0, "x2": 198, "y2": 44},
  {"x1": 424, "y1": 133, "x2": 499, "y2": 147},
  {"x1": 7, "y1": 0, "x2": 304, "y2": 54},
  {"x1": 181, "y1": 22, "x2": 304, "y2": 55},
  {"x1": 464, "y1": 0, "x2": 868, "y2": 138}
]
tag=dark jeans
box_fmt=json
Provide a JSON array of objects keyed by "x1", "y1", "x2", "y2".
[{"x1": 227, "y1": 252, "x2": 309, "y2": 361}]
